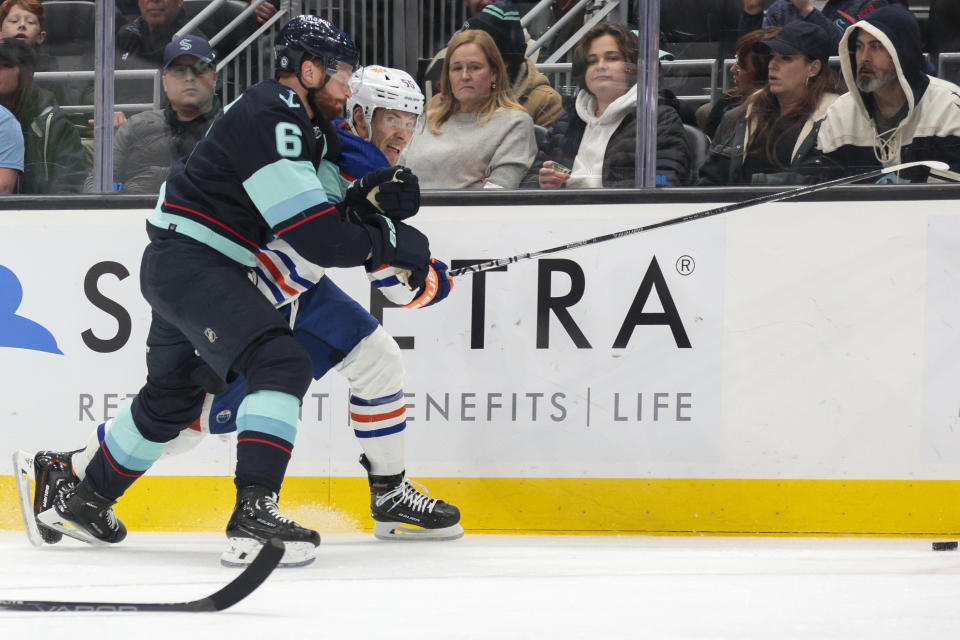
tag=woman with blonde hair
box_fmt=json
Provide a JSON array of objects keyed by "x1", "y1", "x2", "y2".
[{"x1": 404, "y1": 28, "x2": 536, "y2": 189}]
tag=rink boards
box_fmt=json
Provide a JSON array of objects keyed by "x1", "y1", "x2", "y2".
[{"x1": 2, "y1": 193, "x2": 960, "y2": 535}]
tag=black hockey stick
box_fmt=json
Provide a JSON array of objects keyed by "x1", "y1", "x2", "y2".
[
  {"x1": 447, "y1": 160, "x2": 949, "y2": 278},
  {"x1": 0, "y1": 537, "x2": 284, "y2": 612}
]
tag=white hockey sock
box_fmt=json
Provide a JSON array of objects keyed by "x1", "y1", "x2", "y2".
[
  {"x1": 336, "y1": 326, "x2": 407, "y2": 477},
  {"x1": 351, "y1": 391, "x2": 406, "y2": 476},
  {"x1": 70, "y1": 420, "x2": 108, "y2": 481}
]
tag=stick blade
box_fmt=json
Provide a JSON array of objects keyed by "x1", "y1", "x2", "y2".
[
  {"x1": 0, "y1": 537, "x2": 286, "y2": 613},
  {"x1": 193, "y1": 536, "x2": 286, "y2": 612}
]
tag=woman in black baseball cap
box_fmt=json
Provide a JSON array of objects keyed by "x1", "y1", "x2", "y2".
[{"x1": 698, "y1": 21, "x2": 845, "y2": 185}]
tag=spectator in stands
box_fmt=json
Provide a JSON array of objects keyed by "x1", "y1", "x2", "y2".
[
  {"x1": 0, "y1": 0, "x2": 52, "y2": 71},
  {"x1": 698, "y1": 21, "x2": 843, "y2": 185},
  {"x1": 927, "y1": 0, "x2": 960, "y2": 68},
  {"x1": 740, "y1": 0, "x2": 888, "y2": 47},
  {"x1": 0, "y1": 102, "x2": 22, "y2": 192},
  {"x1": 0, "y1": 37, "x2": 86, "y2": 194},
  {"x1": 466, "y1": 0, "x2": 497, "y2": 16},
  {"x1": 526, "y1": 22, "x2": 689, "y2": 188},
  {"x1": 698, "y1": 27, "x2": 779, "y2": 138},
  {"x1": 337, "y1": 65, "x2": 425, "y2": 180},
  {"x1": 117, "y1": 0, "x2": 142, "y2": 24},
  {"x1": 85, "y1": 35, "x2": 220, "y2": 194},
  {"x1": 816, "y1": 4, "x2": 960, "y2": 182},
  {"x1": 459, "y1": 2, "x2": 561, "y2": 126},
  {"x1": 117, "y1": 0, "x2": 209, "y2": 68},
  {"x1": 249, "y1": 0, "x2": 278, "y2": 25},
  {"x1": 404, "y1": 29, "x2": 536, "y2": 189},
  {"x1": 424, "y1": 2, "x2": 561, "y2": 126}
]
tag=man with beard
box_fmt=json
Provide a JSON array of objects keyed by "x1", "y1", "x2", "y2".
[
  {"x1": 815, "y1": 4, "x2": 960, "y2": 182},
  {"x1": 21, "y1": 15, "x2": 458, "y2": 568}
]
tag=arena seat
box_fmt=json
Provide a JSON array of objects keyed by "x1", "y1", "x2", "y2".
[
  {"x1": 682, "y1": 124, "x2": 710, "y2": 183},
  {"x1": 39, "y1": 0, "x2": 97, "y2": 70}
]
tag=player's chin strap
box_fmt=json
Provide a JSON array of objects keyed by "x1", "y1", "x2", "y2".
[{"x1": 447, "y1": 160, "x2": 951, "y2": 279}]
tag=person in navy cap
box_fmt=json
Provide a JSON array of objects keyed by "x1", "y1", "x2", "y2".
[
  {"x1": 84, "y1": 34, "x2": 220, "y2": 193},
  {"x1": 698, "y1": 20, "x2": 845, "y2": 185}
]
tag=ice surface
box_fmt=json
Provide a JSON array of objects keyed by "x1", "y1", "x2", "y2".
[{"x1": 1, "y1": 532, "x2": 959, "y2": 638}]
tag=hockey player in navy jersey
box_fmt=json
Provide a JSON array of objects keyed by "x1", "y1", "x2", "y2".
[{"x1": 15, "y1": 16, "x2": 460, "y2": 567}]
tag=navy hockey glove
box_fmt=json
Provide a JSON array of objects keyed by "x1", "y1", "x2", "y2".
[
  {"x1": 345, "y1": 166, "x2": 420, "y2": 221},
  {"x1": 364, "y1": 214, "x2": 431, "y2": 285},
  {"x1": 367, "y1": 258, "x2": 453, "y2": 309}
]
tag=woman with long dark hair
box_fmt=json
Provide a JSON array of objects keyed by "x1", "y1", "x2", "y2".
[
  {"x1": 700, "y1": 27, "x2": 780, "y2": 139},
  {"x1": 698, "y1": 21, "x2": 845, "y2": 185},
  {"x1": 0, "y1": 36, "x2": 86, "y2": 193}
]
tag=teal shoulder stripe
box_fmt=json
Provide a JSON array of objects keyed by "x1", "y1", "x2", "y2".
[
  {"x1": 149, "y1": 208, "x2": 256, "y2": 267},
  {"x1": 243, "y1": 159, "x2": 329, "y2": 227}
]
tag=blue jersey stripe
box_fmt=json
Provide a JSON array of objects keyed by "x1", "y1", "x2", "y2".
[
  {"x1": 350, "y1": 391, "x2": 405, "y2": 407},
  {"x1": 253, "y1": 266, "x2": 284, "y2": 304},
  {"x1": 354, "y1": 421, "x2": 407, "y2": 439},
  {"x1": 273, "y1": 248, "x2": 318, "y2": 290}
]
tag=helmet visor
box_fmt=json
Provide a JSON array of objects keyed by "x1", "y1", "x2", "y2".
[
  {"x1": 348, "y1": 66, "x2": 426, "y2": 136},
  {"x1": 325, "y1": 59, "x2": 356, "y2": 88}
]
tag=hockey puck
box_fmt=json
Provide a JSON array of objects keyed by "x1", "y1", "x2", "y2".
[{"x1": 932, "y1": 541, "x2": 958, "y2": 551}]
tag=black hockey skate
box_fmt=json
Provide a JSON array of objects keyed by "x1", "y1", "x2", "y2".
[
  {"x1": 360, "y1": 454, "x2": 464, "y2": 541},
  {"x1": 12, "y1": 449, "x2": 80, "y2": 546},
  {"x1": 222, "y1": 485, "x2": 320, "y2": 568},
  {"x1": 37, "y1": 477, "x2": 127, "y2": 545}
]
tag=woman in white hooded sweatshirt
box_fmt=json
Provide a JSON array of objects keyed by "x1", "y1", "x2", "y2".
[{"x1": 527, "y1": 23, "x2": 689, "y2": 188}]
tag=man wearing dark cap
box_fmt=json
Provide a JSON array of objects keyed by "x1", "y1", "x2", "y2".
[
  {"x1": 816, "y1": 4, "x2": 960, "y2": 182},
  {"x1": 86, "y1": 35, "x2": 220, "y2": 193},
  {"x1": 425, "y1": 1, "x2": 561, "y2": 126}
]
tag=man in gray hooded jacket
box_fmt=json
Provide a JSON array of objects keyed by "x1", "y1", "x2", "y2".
[{"x1": 815, "y1": 4, "x2": 960, "y2": 183}]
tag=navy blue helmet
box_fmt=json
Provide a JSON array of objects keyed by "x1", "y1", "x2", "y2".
[{"x1": 274, "y1": 15, "x2": 359, "y2": 76}]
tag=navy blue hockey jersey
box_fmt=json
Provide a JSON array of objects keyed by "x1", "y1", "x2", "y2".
[{"x1": 148, "y1": 79, "x2": 372, "y2": 276}]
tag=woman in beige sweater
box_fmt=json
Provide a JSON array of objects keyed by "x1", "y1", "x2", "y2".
[{"x1": 404, "y1": 29, "x2": 536, "y2": 190}]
